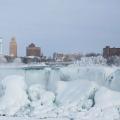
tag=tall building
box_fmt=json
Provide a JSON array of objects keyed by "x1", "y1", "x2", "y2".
[
  {"x1": 0, "y1": 37, "x2": 3, "y2": 55},
  {"x1": 26, "y1": 43, "x2": 41, "y2": 57},
  {"x1": 9, "y1": 37, "x2": 17, "y2": 57}
]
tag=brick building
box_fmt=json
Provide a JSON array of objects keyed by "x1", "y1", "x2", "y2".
[
  {"x1": 26, "y1": 43, "x2": 41, "y2": 57},
  {"x1": 103, "y1": 46, "x2": 120, "y2": 58}
]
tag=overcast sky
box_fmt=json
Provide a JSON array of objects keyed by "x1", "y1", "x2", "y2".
[{"x1": 0, "y1": 0, "x2": 120, "y2": 56}]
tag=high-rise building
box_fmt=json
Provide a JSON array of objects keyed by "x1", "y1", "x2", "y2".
[
  {"x1": 0, "y1": 37, "x2": 3, "y2": 55},
  {"x1": 9, "y1": 37, "x2": 17, "y2": 57},
  {"x1": 26, "y1": 43, "x2": 41, "y2": 57}
]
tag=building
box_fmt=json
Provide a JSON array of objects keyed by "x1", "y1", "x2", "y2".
[
  {"x1": 0, "y1": 37, "x2": 3, "y2": 55},
  {"x1": 53, "y1": 52, "x2": 81, "y2": 62},
  {"x1": 53, "y1": 53, "x2": 64, "y2": 62},
  {"x1": 26, "y1": 43, "x2": 41, "y2": 57},
  {"x1": 9, "y1": 37, "x2": 17, "y2": 57},
  {"x1": 103, "y1": 46, "x2": 120, "y2": 58}
]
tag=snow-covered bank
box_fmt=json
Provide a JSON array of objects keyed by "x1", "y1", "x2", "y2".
[{"x1": 0, "y1": 64, "x2": 120, "y2": 119}]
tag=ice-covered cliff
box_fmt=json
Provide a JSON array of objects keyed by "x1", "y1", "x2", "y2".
[{"x1": 0, "y1": 64, "x2": 120, "y2": 120}]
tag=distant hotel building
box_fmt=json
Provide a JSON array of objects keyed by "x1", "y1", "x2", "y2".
[
  {"x1": 9, "y1": 37, "x2": 17, "y2": 57},
  {"x1": 103, "y1": 46, "x2": 120, "y2": 58},
  {"x1": 26, "y1": 43, "x2": 41, "y2": 57},
  {"x1": 0, "y1": 37, "x2": 3, "y2": 55}
]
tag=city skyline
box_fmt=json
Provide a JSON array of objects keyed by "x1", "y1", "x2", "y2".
[
  {"x1": 0, "y1": 0, "x2": 120, "y2": 56},
  {"x1": 0, "y1": 36, "x2": 120, "y2": 57}
]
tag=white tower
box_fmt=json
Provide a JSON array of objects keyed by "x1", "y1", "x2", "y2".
[{"x1": 0, "y1": 37, "x2": 3, "y2": 55}]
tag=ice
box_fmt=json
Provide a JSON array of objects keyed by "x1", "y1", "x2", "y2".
[
  {"x1": 28, "y1": 84, "x2": 55, "y2": 105},
  {"x1": 28, "y1": 84, "x2": 45, "y2": 101},
  {"x1": 74, "y1": 56, "x2": 107, "y2": 66},
  {"x1": 47, "y1": 69, "x2": 61, "y2": 92},
  {"x1": 55, "y1": 79, "x2": 98, "y2": 105},
  {"x1": 0, "y1": 56, "x2": 7, "y2": 63},
  {"x1": 105, "y1": 69, "x2": 120, "y2": 91},
  {"x1": 95, "y1": 87, "x2": 120, "y2": 109},
  {"x1": 0, "y1": 61, "x2": 120, "y2": 119},
  {"x1": 26, "y1": 84, "x2": 57, "y2": 118},
  {"x1": 0, "y1": 116, "x2": 70, "y2": 120},
  {"x1": 13, "y1": 58, "x2": 22, "y2": 64},
  {"x1": 0, "y1": 75, "x2": 29, "y2": 116},
  {"x1": 25, "y1": 68, "x2": 50, "y2": 87}
]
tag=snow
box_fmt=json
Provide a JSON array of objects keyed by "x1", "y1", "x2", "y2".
[
  {"x1": 74, "y1": 56, "x2": 107, "y2": 66},
  {"x1": 95, "y1": 87, "x2": 120, "y2": 109},
  {"x1": 55, "y1": 79, "x2": 98, "y2": 105},
  {"x1": 0, "y1": 60, "x2": 120, "y2": 119},
  {"x1": 0, "y1": 75, "x2": 29, "y2": 116},
  {"x1": 0, "y1": 116, "x2": 69, "y2": 120},
  {"x1": 13, "y1": 58, "x2": 22, "y2": 64},
  {"x1": 0, "y1": 56, "x2": 7, "y2": 63}
]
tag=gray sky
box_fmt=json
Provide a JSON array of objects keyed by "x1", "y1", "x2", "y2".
[{"x1": 0, "y1": 0, "x2": 120, "y2": 56}]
